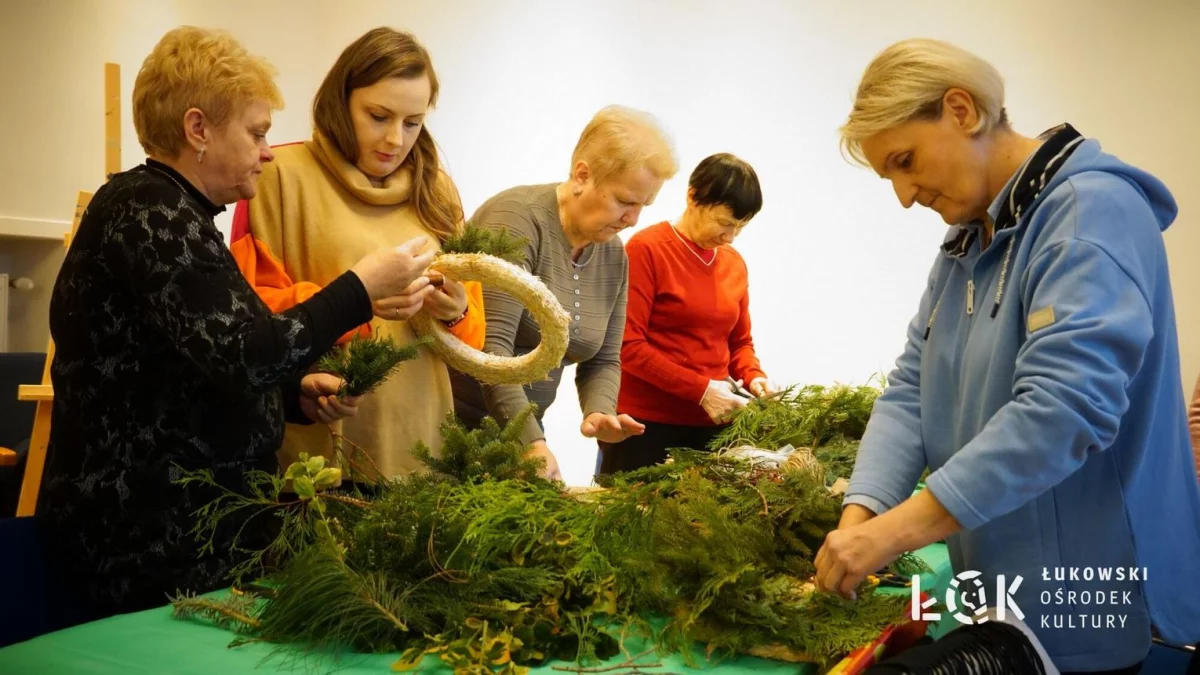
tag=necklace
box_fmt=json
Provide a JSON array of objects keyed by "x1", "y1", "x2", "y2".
[
  {"x1": 146, "y1": 164, "x2": 191, "y2": 196},
  {"x1": 670, "y1": 223, "x2": 717, "y2": 267},
  {"x1": 571, "y1": 245, "x2": 594, "y2": 269},
  {"x1": 556, "y1": 185, "x2": 594, "y2": 269}
]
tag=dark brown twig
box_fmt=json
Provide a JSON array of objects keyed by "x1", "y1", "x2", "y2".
[
  {"x1": 330, "y1": 432, "x2": 386, "y2": 484},
  {"x1": 551, "y1": 649, "x2": 658, "y2": 672}
]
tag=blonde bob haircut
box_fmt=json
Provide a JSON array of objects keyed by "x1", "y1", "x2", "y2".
[
  {"x1": 839, "y1": 38, "x2": 1008, "y2": 166},
  {"x1": 570, "y1": 105, "x2": 679, "y2": 185},
  {"x1": 133, "y1": 26, "x2": 284, "y2": 158}
]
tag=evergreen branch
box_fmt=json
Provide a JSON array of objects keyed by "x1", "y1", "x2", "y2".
[
  {"x1": 173, "y1": 464, "x2": 317, "y2": 583},
  {"x1": 254, "y1": 545, "x2": 413, "y2": 653},
  {"x1": 441, "y1": 223, "x2": 528, "y2": 265},
  {"x1": 710, "y1": 382, "x2": 882, "y2": 453},
  {"x1": 886, "y1": 551, "x2": 932, "y2": 577},
  {"x1": 170, "y1": 591, "x2": 261, "y2": 632},
  {"x1": 414, "y1": 408, "x2": 544, "y2": 483},
  {"x1": 318, "y1": 332, "x2": 431, "y2": 397}
]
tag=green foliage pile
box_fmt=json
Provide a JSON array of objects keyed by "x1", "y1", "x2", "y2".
[{"x1": 172, "y1": 409, "x2": 910, "y2": 674}]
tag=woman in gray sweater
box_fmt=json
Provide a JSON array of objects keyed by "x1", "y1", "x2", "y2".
[{"x1": 452, "y1": 105, "x2": 678, "y2": 480}]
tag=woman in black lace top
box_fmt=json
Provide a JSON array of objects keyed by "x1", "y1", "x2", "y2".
[{"x1": 38, "y1": 26, "x2": 437, "y2": 621}]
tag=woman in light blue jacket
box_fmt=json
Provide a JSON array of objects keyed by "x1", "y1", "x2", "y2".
[{"x1": 814, "y1": 38, "x2": 1200, "y2": 674}]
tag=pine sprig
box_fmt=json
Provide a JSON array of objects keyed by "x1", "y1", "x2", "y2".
[
  {"x1": 441, "y1": 224, "x2": 528, "y2": 265},
  {"x1": 253, "y1": 544, "x2": 410, "y2": 654},
  {"x1": 170, "y1": 591, "x2": 262, "y2": 634},
  {"x1": 413, "y1": 407, "x2": 545, "y2": 483},
  {"x1": 318, "y1": 332, "x2": 431, "y2": 397}
]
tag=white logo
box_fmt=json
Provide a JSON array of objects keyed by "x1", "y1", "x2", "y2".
[{"x1": 912, "y1": 571, "x2": 1024, "y2": 624}]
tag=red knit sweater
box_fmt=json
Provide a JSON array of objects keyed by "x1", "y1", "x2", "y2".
[{"x1": 617, "y1": 222, "x2": 766, "y2": 427}]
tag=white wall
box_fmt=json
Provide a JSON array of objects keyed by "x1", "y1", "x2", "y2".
[{"x1": 2, "y1": 0, "x2": 1198, "y2": 486}]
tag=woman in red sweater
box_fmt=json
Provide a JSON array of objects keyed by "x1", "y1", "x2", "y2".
[{"x1": 598, "y1": 153, "x2": 775, "y2": 475}]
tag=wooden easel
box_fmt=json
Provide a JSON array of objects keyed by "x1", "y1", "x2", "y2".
[{"x1": 13, "y1": 63, "x2": 119, "y2": 517}]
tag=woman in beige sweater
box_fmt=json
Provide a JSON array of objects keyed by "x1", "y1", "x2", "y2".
[{"x1": 231, "y1": 28, "x2": 485, "y2": 480}]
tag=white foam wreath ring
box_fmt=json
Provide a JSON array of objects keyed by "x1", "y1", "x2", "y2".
[{"x1": 410, "y1": 252, "x2": 571, "y2": 386}]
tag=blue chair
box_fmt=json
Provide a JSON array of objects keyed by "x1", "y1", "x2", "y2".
[
  {"x1": 0, "y1": 515, "x2": 91, "y2": 648},
  {"x1": 0, "y1": 352, "x2": 45, "y2": 518}
]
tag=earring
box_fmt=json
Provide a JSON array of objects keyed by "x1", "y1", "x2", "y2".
[{"x1": 197, "y1": 146, "x2": 206, "y2": 164}]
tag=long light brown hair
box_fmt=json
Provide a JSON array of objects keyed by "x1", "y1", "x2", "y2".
[{"x1": 313, "y1": 28, "x2": 462, "y2": 240}]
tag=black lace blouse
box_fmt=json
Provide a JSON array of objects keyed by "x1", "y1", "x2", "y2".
[{"x1": 37, "y1": 160, "x2": 372, "y2": 619}]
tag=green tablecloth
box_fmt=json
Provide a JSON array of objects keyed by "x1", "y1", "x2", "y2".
[{"x1": 0, "y1": 543, "x2": 950, "y2": 675}]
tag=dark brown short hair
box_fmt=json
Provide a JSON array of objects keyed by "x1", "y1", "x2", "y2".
[
  {"x1": 312, "y1": 28, "x2": 462, "y2": 240},
  {"x1": 688, "y1": 153, "x2": 762, "y2": 221}
]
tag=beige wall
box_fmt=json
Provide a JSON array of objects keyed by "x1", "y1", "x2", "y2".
[{"x1": 1, "y1": 0, "x2": 1198, "y2": 484}]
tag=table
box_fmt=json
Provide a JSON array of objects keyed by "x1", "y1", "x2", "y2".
[{"x1": 0, "y1": 544, "x2": 949, "y2": 675}]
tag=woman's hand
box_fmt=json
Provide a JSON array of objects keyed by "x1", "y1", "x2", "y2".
[
  {"x1": 298, "y1": 373, "x2": 361, "y2": 424},
  {"x1": 423, "y1": 276, "x2": 469, "y2": 322},
  {"x1": 527, "y1": 440, "x2": 562, "y2": 481},
  {"x1": 814, "y1": 519, "x2": 901, "y2": 600},
  {"x1": 700, "y1": 379, "x2": 748, "y2": 423},
  {"x1": 580, "y1": 413, "x2": 646, "y2": 443},
  {"x1": 749, "y1": 377, "x2": 781, "y2": 398},
  {"x1": 373, "y1": 278, "x2": 438, "y2": 322},
  {"x1": 814, "y1": 491, "x2": 960, "y2": 599},
  {"x1": 351, "y1": 235, "x2": 436, "y2": 301}
]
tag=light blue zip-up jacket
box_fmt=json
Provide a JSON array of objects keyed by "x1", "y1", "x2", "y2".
[{"x1": 845, "y1": 135, "x2": 1200, "y2": 671}]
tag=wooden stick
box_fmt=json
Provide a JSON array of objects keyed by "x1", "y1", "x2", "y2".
[
  {"x1": 104, "y1": 63, "x2": 120, "y2": 178},
  {"x1": 17, "y1": 190, "x2": 91, "y2": 516},
  {"x1": 16, "y1": 384, "x2": 53, "y2": 401}
]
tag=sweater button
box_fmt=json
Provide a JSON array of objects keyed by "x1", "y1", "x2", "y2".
[
  {"x1": 574, "y1": 314, "x2": 581, "y2": 321},
  {"x1": 574, "y1": 289, "x2": 580, "y2": 295},
  {"x1": 574, "y1": 301, "x2": 580, "y2": 308},
  {"x1": 573, "y1": 274, "x2": 579, "y2": 280}
]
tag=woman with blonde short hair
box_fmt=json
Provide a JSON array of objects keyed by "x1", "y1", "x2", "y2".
[
  {"x1": 451, "y1": 105, "x2": 678, "y2": 481},
  {"x1": 39, "y1": 26, "x2": 431, "y2": 621},
  {"x1": 814, "y1": 38, "x2": 1200, "y2": 673}
]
